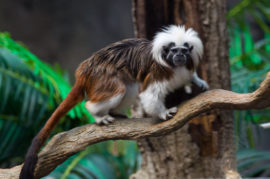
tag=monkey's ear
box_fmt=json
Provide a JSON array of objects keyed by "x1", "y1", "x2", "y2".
[
  {"x1": 184, "y1": 42, "x2": 193, "y2": 52},
  {"x1": 189, "y1": 45, "x2": 193, "y2": 52},
  {"x1": 162, "y1": 42, "x2": 176, "y2": 59},
  {"x1": 162, "y1": 46, "x2": 170, "y2": 53},
  {"x1": 168, "y1": 42, "x2": 176, "y2": 48},
  {"x1": 183, "y1": 42, "x2": 189, "y2": 47},
  {"x1": 162, "y1": 46, "x2": 169, "y2": 59}
]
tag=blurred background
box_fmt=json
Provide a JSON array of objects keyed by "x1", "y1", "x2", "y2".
[
  {"x1": 0, "y1": 0, "x2": 270, "y2": 178},
  {"x1": 0, "y1": 0, "x2": 134, "y2": 80}
]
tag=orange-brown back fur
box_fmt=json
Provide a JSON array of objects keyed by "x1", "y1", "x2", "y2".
[{"x1": 20, "y1": 38, "x2": 176, "y2": 179}]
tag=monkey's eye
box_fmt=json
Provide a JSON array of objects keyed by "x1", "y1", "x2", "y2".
[
  {"x1": 181, "y1": 48, "x2": 188, "y2": 54},
  {"x1": 171, "y1": 48, "x2": 178, "y2": 53},
  {"x1": 162, "y1": 46, "x2": 169, "y2": 53}
]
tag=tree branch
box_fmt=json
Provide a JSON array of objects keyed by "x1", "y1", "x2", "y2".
[{"x1": 1, "y1": 72, "x2": 270, "y2": 179}]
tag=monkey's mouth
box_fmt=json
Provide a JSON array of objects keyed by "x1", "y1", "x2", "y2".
[{"x1": 173, "y1": 55, "x2": 187, "y2": 66}]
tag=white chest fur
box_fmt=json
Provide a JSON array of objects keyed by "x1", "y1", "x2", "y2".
[
  {"x1": 165, "y1": 67, "x2": 193, "y2": 93},
  {"x1": 142, "y1": 67, "x2": 192, "y2": 98},
  {"x1": 139, "y1": 67, "x2": 193, "y2": 118}
]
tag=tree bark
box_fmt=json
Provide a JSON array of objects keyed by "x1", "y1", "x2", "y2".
[
  {"x1": 1, "y1": 72, "x2": 270, "y2": 178},
  {"x1": 131, "y1": 0, "x2": 238, "y2": 178}
]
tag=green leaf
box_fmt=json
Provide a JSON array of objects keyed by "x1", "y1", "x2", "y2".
[
  {"x1": 0, "y1": 33, "x2": 95, "y2": 165},
  {"x1": 250, "y1": 10, "x2": 270, "y2": 33}
]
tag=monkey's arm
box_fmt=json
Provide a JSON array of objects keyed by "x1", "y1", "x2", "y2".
[{"x1": 192, "y1": 72, "x2": 209, "y2": 90}]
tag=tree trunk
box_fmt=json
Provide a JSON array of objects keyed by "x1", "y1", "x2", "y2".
[{"x1": 131, "y1": 0, "x2": 240, "y2": 178}]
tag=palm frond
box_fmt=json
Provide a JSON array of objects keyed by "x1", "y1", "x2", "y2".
[
  {"x1": 237, "y1": 149, "x2": 270, "y2": 176},
  {"x1": 0, "y1": 33, "x2": 94, "y2": 122},
  {"x1": 0, "y1": 33, "x2": 94, "y2": 165},
  {"x1": 228, "y1": 0, "x2": 270, "y2": 125},
  {"x1": 228, "y1": 1, "x2": 270, "y2": 177}
]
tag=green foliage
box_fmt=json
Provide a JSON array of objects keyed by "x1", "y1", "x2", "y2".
[
  {"x1": 0, "y1": 33, "x2": 139, "y2": 179},
  {"x1": 237, "y1": 149, "x2": 270, "y2": 176},
  {"x1": 228, "y1": 0, "x2": 270, "y2": 124},
  {"x1": 0, "y1": 33, "x2": 94, "y2": 121},
  {"x1": 228, "y1": 0, "x2": 270, "y2": 177},
  {"x1": 3, "y1": 0, "x2": 270, "y2": 177},
  {"x1": 44, "y1": 141, "x2": 140, "y2": 179},
  {"x1": 0, "y1": 33, "x2": 94, "y2": 166}
]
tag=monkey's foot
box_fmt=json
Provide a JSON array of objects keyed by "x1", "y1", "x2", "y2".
[
  {"x1": 95, "y1": 115, "x2": 115, "y2": 125},
  {"x1": 184, "y1": 85, "x2": 192, "y2": 94},
  {"x1": 159, "y1": 107, "x2": 178, "y2": 120}
]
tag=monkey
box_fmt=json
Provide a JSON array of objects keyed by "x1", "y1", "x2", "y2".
[{"x1": 20, "y1": 25, "x2": 209, "y2": 179}]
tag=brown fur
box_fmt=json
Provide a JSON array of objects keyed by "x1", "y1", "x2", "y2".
[
  {"x1": 76, "y1": 39, "x2": 173, "y2": 88},
  {"x1": 186, "y1": 55, "x2": 194, "y2": 71},
  {"x1": 20, "y1": 38, "x2": 175, "y2": 179},
  {"x1": 20, "y1": 35, "x2": 202, "y2": 178},
  {"x1": 86, "y1": 76, "x2": 126, "y2": 103}
]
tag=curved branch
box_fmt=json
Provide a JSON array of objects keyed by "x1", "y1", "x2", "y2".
[{"x1": 1, "y1": 72, "x2": 270, "y2": 179}]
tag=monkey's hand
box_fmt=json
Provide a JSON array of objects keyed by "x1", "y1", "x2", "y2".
[
  {"x1": 192, "y1": 72, "x2": 209, "y2": 91},
  {"x1": 159, "y1": 107, "x2": 178, "y2": 120},
  {"x1": 196, "y1": 79, "x2": 209, "y2": 91}
]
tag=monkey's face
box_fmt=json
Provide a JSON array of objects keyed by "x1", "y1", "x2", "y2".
[
  {"x1": 152, "y1": 25, "x2": 203, "y2": 69},
  {"x1": 162, "y1": 42, "x2": 193, "y2": 67}
]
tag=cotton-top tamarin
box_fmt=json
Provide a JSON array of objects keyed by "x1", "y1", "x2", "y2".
[{"x1": 20, "y1": 25, "x2": 208, "y2": 179}]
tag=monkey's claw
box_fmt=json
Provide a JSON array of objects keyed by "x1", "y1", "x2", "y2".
[
  {"x1": 96, "y1": 115, "x2": 115, "y2": 125},
  {"x1": 167, "y1": 107, "x2": 178, "y2": 119},
  {"x1": 198, "y1": 80, "x2": 209, "y2": 91},
  {"x1": 160, "y1": 107, "x2": 178, "y2": 120},
  {"x1": 184, "y1": 85, "x2": 192, "y2": 94}
]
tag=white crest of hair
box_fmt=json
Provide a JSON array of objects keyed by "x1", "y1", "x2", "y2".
[{"x1": 152, "y1": 25, "x2": 203, "y2": 68}]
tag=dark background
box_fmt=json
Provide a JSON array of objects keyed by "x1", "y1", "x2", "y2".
[
  {"x1": 0, "y1": 0, "x2": 133, "y2": 79},
  {"x1": 0, "y1": 0, "x2": 243, "y2": 79}
]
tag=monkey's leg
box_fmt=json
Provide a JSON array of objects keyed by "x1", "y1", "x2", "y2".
[
  {"x1": 110, "y1": 83, "x2": 139, "y2": 117},
  {"x1": 85, "y1": 93, "x2": 125, "y2": 124},
  {"x1": 85, "y1": 77, "x2": 127, "y2": 124}
]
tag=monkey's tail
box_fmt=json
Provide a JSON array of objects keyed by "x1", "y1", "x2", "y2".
[{"x1": 20, "y1": 82, "x2": 84, "y2": 179}]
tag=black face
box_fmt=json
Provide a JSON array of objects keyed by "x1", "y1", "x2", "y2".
[{"x1": 162, "y1": 42, "x2": 193, "y2": 67}]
